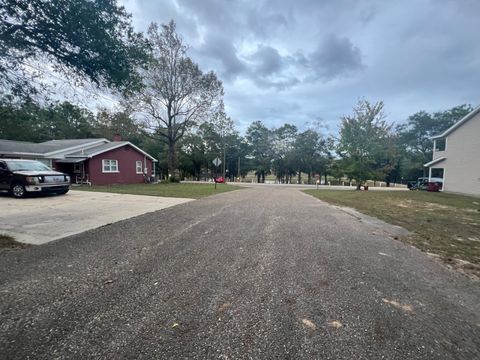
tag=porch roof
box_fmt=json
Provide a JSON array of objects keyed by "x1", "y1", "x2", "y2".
[
  {"x1": 424, "y1": 157, "x2": 446, "y2": 168},
  {"x1": 55, "y1": 157, "x2": 87, "y2": 163}
]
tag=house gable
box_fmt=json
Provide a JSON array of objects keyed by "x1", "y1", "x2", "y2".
[
  {"x1": 86, "y1": 144, "x2": 154, "y2": 185},
  {"x1": 432, "y1": 105, "x2": 480, "y2": 140}
]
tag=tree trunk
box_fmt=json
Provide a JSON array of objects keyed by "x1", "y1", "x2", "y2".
[
  {"x1": 167, "y1": 141, "x2": 177, "y2": 177},
  {"x1": 297, "y1": 171, "x2": 301, "y2": 184}
]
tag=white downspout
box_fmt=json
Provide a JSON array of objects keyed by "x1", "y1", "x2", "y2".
[{"x1": 442, "y1": 168, "x2": 446, "y2": 192}]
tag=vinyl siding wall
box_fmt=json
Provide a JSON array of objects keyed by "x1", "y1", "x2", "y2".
[{"x1": 434, "y1": 112, "x2": 480, "y2": 196}]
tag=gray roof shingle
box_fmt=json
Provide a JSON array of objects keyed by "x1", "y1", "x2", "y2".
[
  {"x1": 0, "y1": 139, "x2": 57, "y2": 154},
  {"x1": 0, "y1": 139, "x2": 106, "y2": 156},
  {"x1": 66, "y1": 142, "x2": 130, "y2": 157},
  {"x1": 1, "y1": 138, "x2": 156, "y2": 160}
]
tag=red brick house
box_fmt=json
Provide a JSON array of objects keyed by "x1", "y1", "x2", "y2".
[{"x1": 0, "y1": 138, "x2": 157, "y2": 185}]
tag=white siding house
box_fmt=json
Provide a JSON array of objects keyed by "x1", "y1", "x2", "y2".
[{"x1": 424, "y1": 105, "x2": 480, "y2": 196}]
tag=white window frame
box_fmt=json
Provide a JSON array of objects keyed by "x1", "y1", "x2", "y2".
[
  {"x1": 102, "y1": 159, "x2": 119, "y2": 173},
  {"x1": 136, "y1": 160, "x2": 143, "y2": 174}
]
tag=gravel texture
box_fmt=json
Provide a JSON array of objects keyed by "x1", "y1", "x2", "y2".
[{"x1": 1, "y1": 186, "x2": 479, "y2": 359}]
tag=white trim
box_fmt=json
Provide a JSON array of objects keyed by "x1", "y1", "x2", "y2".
[
  {"x1": 443, "y1": 167, "x2": 446, "y2": 191},
  {"x1": 136, "y1": 160, "x2": 143, "y2": 174},
  {"x1": 0, "y1": 151, "x2": 45, "y2": 157},
  {"x1": 424, "y1": 157, "x2": 446, "y2": 168},
  {"x1": 102, "y1": 159, "x2": 119, "y2": 173},
  {"x1": 431, "y1": 104, "x2": 480, "y2": 139}
]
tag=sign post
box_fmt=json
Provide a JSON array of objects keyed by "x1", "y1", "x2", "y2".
[{"x1": 212, "y1": 157, "x2": 222, "y2": 189}]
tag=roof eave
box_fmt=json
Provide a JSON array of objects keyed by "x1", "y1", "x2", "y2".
[
  {"x1": 85, "y1": 142, "x2": 158, "y2": 161},
  {"x1": 431, "y1": 105, "x2": 480, "y2": 140},
  {"x1": 424, "y1": 157, "x2": 446, "y2": 168},
  {"x1": 0, "y1": 151, "x2": 45, "y2": 157}
]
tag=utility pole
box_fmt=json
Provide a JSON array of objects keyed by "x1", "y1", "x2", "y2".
[{"x1": 222, "y1": 144, "x2": 226, "y2": 179}]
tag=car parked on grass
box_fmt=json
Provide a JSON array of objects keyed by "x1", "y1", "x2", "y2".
[
  {"x1": 0, "y1": 159, "x2": 70, "y2": 198},
  {"x1": 409, "y1": 177, "x2": 443, "y2": 191}
]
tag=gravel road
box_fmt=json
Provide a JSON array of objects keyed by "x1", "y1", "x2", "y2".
[{"x1": 1, "y1": 187, "x2": 479, "y2": 359}]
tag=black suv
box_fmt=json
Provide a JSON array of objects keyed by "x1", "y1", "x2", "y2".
[{"x1": 0, "y1": 159, "x2": 70, "y2": 198}]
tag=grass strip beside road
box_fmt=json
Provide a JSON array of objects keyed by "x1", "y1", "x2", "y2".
[
  {"x1": 304, "y1": 190, "x2": 480, "y2": 267},
  {"x1": 0, "y1": 234, "x2": 29, "y2": 249},
  {"x1": 74, "y1": 182, "x2": 241, "y2": 199}
]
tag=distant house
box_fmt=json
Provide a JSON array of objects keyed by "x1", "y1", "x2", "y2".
[
  {"x1": 0, "y1": 137, "x2": 157, "y2": 185},
  {"x1": 424, "y1": 105, "x2": 480, "y2": 196}
]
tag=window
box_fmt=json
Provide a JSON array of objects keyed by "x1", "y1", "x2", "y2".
[
  {"x1": 136, "y1": 160, "x2": 143, "y2": 174},
  {"x1": 102, "y1": 159, "x2": 118, "y2": 173},
  {"x1": 435, "y1": 138, "x2": 446, "y2": 152},
  {"x1": 431, "y1": 168, "x2": 444, "y2": 179}
]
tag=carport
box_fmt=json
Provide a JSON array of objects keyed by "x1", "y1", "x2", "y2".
[{"x1": 54, "y1": 158, "x2": 88, "y2": 184}]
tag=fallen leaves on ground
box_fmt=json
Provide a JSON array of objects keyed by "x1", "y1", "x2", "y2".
[
  {"x1": 328, "y1": 320, "x2": 343, "y2": 329},
  {"x1": 218, "y1": 302, "x2": 232, "y2": 312},
  {"x1": 382, "y1": 298, "x2": 413, "y2": 313},
  {"x1": 302, "y1": 318, "x2": 316, "y2": 330}
]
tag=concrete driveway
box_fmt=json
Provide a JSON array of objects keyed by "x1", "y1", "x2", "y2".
[{"x1": 0, "y1": 190, "x2": 193, "y2": 245}]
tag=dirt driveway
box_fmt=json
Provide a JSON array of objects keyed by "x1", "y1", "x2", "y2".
[{"x1": 0, "y1": 190, "x2": 193, "y2": 245}]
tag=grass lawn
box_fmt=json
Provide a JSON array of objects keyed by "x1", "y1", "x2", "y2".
[
  {"x1": 0, "y1": 234, "x2": 28, "y2": 249},
  {"x1": 304, "y1": 190, "x2": 480, "y2": 268},
  {"x1": 74, "y1": 182, "x2": 241, "y2": 199}
]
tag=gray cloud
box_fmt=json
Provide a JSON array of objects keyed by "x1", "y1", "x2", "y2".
[
  {"x1": 193, "y1": 33, "x2": 246, "y2": 81},
  {"x1": 121, "y1": 0, "x2": 480, "y2": 133},
  {"x1": 308, "y1": 34, "x2": 364, "y2": 80},
  {"x1": 249, "y1": 45, "x2": 283, "y2": 76}
]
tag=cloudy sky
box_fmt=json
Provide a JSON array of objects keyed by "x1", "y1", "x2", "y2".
[{"x1": 121, "y1": 0, "x2": 480, "y2": 133}]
